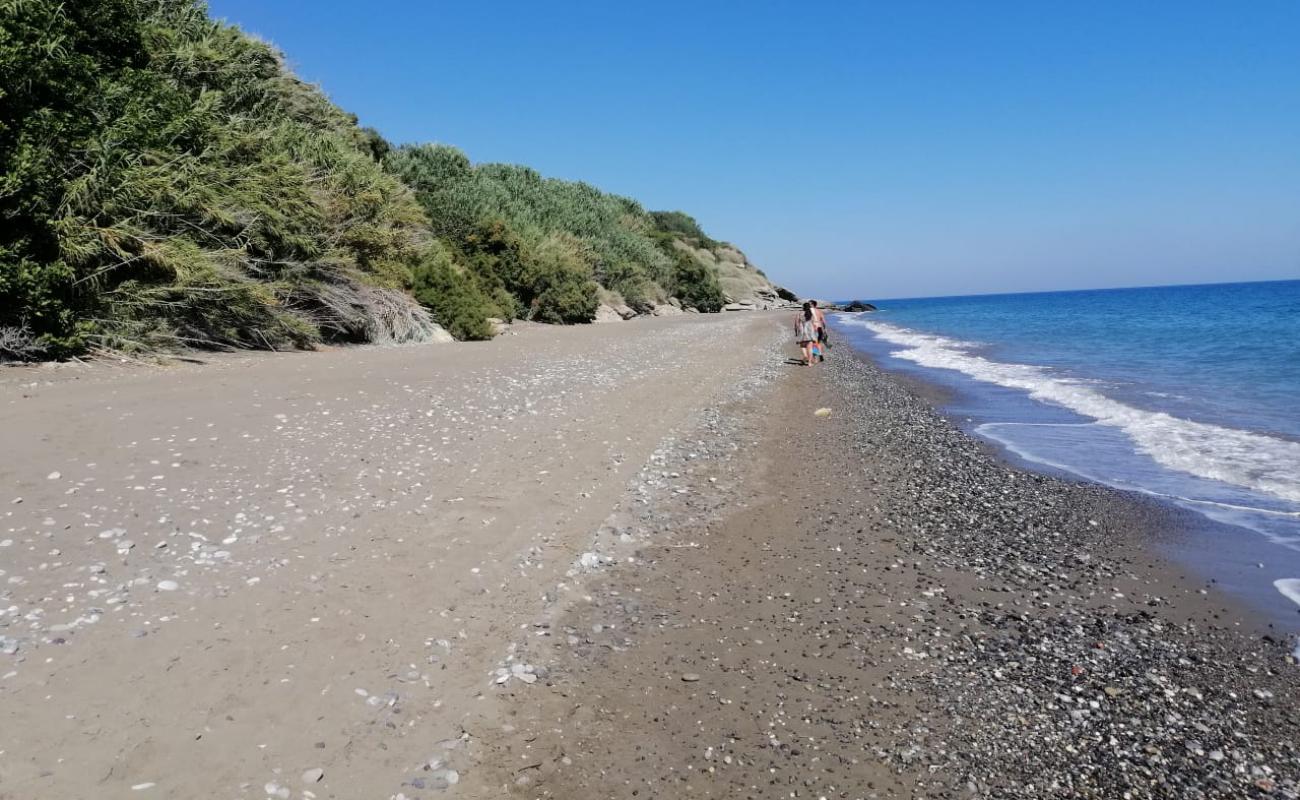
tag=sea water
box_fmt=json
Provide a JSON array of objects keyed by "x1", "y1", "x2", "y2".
[{"x1": 832, "y1": 280, "x2": 1300, "y2": 630}]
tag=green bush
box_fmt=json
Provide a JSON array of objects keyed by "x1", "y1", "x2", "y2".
[
  {"x1": 643, "y1": 212, "x2": 736, "y2": 312},
  {"x1": 410, "y1": 243, "x2": 494, "y2": 340},
  {"x1": 0, "y1": 0, "x2": 440, "y2": 356},
  {"x1": 671, "y1": 250, "x2": 725, "y2": 313},
  {"x1": 455, "y1": 219, "x2": 531, "y2": 319},
  {"x1": 649, "y1": 211, "x2": 718, "y2": 248},
  {"x1": 389, "y1": 144, "x2": 670, "y2": 316},
  {"x1": 525, "y1": 234, "x2": 599, "y2": 324},
  {"x1": 0, "y1": 1, "x2": 762, "y2": 356},
  {"x1": 0, "y1": 0, "x2": 148, "y2": 353}
]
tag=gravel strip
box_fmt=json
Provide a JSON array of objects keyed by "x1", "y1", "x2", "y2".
[{"x1": 828, "y1": 349, "x2": 1300, "y2": 798}]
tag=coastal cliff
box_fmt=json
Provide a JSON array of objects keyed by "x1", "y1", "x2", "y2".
[
  {"x1": 592, "y1": 240, "x2": 794, "y2": 322},
  {"x1": 682, "y1": 242, "x2": 793, "y2": 311}
]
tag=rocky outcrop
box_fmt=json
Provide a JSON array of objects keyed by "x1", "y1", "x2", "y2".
[
  {"x1": 672, "y1": 241, "x2": 796, "y2": 310},
  {"x1": 594, "y1": 304, "x2": 624, "y2": 324},
  {"x1": 593, "y1": 243, "x2": 798, "y2": 325},
  {"x1": 844, "y1": 300, "x2": 877, "y2": 312},
  {"x1": 593, "y1": 300, "x2": 641, "y2": 323}
]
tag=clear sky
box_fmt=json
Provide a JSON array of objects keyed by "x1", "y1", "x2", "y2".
[{"x1": 209, "y1": 0, "x2": 1300, "y2": 299}]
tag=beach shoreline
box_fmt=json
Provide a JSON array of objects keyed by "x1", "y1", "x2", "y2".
[
  {"x1": 468, "y1": 329, "x2": 1299, "y2": 798},
  {"x1": 2, "y1": 313, "x2": 1296, "y2": 798},
  {"x1": 828, "y1": 285, "x2": 1300, "y2": 637},
  {"x1": 832, "y1": 313, "x2": 1300, "y2": 634}
]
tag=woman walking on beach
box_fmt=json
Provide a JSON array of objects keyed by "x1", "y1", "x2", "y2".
[{"x1": 794, "y1": 302, "x2": 818, "y2": 366}]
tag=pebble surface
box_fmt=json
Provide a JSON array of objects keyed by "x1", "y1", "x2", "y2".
[{"x1": 472, "y1": 336, "x2": 1300, "y2": 798}]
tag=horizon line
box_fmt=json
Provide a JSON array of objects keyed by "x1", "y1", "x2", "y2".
[{"x1": 833, "y1": 275, "x2": 1300, "y2": 305}]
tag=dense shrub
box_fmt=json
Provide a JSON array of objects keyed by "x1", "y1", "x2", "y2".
[
  {"x1": 410, "y1": 243, "x2": 495, "y2": 340},
  {"x1": 670, "y1": 250, "x2": 726, "y2": 313},
  {"x1": 649, "y1": 211, "x2": 718, "y2": 249},
  {"x1": 646, "y1": 212, "x2": 729, "y2": 312},
  {"x1": 0, "y1": 0, "x2": 449, "y2": 355},
  {"x1": 449, "y1": 219, "x2": 532, "y2": 320},
  {"x1": 1, "y1": 1, "x2": 774, "y2": 358},
  {"x1": 525, "y1": 234, "x2": 599, "y2": 324},
  {"x1": 389, "y1": 144, "x2": 669, "y2": 314},
  {"x1": 1, "y1": 0, "x2": 148, "y2": 355}
]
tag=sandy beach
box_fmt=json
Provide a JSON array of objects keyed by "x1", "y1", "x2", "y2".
[
  {"x1": 0, "y1": 314, "x2": 778, "y2": 799},
  {"x1": 2, "y1": 314, "x2": 1297, "y2": 799}
]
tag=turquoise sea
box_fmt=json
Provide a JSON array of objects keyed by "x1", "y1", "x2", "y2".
[{"x1": 832, "y1": 279, "x2": 1300, "y2": 628}]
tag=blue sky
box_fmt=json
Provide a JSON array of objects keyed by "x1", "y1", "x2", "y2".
[{"x1": 210, "y1": 1, "x2": 1300, "y2": 299}]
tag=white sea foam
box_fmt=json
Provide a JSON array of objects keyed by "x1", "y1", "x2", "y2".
[
  {"x1": 1276, "y1": 578, "x2": 1300, "y2": 609},
  {"x1": 845, "y1": 318, "x2": 1300, "y2": 505},
  {"x1": 976, "y1": 420, "x2": 1300, "y2": 551},
  {"x1": 1275, "y1": 580, "x2": 1300, "y2": 659}
]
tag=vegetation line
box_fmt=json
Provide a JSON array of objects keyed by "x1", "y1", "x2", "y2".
[{"x1": 0, "y1": 0, "x2": 791, "y2": 361}]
